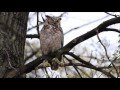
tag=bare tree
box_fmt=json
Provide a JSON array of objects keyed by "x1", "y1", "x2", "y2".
[{"x1": 0, "y1": 12, "x2": 120, "y2": 78}]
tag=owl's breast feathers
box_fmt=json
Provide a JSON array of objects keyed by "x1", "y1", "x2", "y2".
[{"x1": 40, "y1": 24, "x2": 63, "y2": 55}]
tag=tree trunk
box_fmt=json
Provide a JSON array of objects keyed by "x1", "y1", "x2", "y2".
[{"x1": 0, "y1": 12, "x2": 29, "y2": 78}]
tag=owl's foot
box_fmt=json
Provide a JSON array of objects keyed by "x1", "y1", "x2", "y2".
[
  {"x1": 40, "y1": 60, "x2": 50, "y2": 68},
  {"x1": 50, "y1": 58, "x2": 61, "y2": 70},
  {"x1": 59, "y1": 62, "x2": 64, "y2": 67},
  {"x1": 52, "y1": 58, "x2": 61, "y2": 64}
]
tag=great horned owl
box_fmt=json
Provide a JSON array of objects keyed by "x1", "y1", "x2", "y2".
[{"x1": 40, "y1": 15, "x2": 64, "y2": 70}]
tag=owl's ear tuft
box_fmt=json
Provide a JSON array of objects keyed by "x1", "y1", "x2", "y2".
[{"x1": 45, "y1": 15, "x2": 51, "y2": 19}]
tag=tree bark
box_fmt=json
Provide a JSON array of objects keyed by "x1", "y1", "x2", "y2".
[{"x1": 0, "y1": 12, "x2": 29, "y2": 78}]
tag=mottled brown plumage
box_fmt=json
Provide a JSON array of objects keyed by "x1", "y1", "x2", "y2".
[{"x1": 40, "y1": 15, "x2": 64, "y2": 70}]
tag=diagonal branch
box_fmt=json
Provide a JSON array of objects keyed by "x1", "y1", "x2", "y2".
[
  {"x1": 64, "y1": 14, "x2": 110, "y2": 35},
  {"x1": 96, "y1": 29, "x2": 119, "y2": 77},
  {"x1": 66, "y1": 52, "x2": 115, "y2": 78},
  {"x1": 64, "y1": 55, "x2": 82, "y2": 78},
  {"x1": 59, "y1": 17, "x2": 120, "y2": 55},
  {"x1": 66, "y1": 52, "x2": 93, "y2": 66},
  {"x1": 105, "y1": 12, "x2": 119, "y2": 17}
]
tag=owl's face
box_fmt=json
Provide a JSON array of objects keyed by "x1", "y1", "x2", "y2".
[{"x1": 45, "y1": 15, "x2": 61, "y2": 27}]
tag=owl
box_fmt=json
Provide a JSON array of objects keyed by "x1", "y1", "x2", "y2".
[{"x1": 40, "y1": 15, "x2": 64, "y2": 70}]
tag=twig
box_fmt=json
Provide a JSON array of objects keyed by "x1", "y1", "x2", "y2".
[
  {"x1": 66, "y1": 52, "x2": 93, "y2": 66},
  {"x1": 96, "y1": 29, "x2": 119, "y2": 77},
  {"x1": 64, "y1": 14, "x2": 110, "y2": 35},
  {"x1": 27, "y1": 21, "x2": 43, "y2": 31},
  {"x1": 35, "y1": 69, "x2": 38, "y2": 78},
  {"x1": 64, "y1": 56, "x2": 82, "y2": 78},
  {"x1": 63, "y1": 56, "x2": 68, "y2": 76},
  {"x1": 105, "y1": 12, "x2": 119, "y2": 17},
  {"x1": 37, "y1": 12, "x2": 40, "y2": 38},
  {"x1": 44, "y1": 68, "x2": 50, "y2": 78},
  {"x1": 77, "y1": 67, "x2": 91, "y2": 78},
  {"x1": 59, "y1": 12, "x2": 67, "y2": 18},
  {"x1": 66, "y1": 52, "x2": 115, "y2": 78}
]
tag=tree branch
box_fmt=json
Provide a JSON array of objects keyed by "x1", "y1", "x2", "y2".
[
  {"x1": 64, "y1": 55, "x2": 82, "y2": 78},
  {"x1": 66, "y1": 52, "x2": 115, "y2": 78},
  {"x1": 105, "y1": 12, "x2": 119, "y2": 17},
  {"x1": 26, "y1": 28, "x2": 120, "y2": 39},
  {"x1": 59, "y1": 17, "x2": 120, "y2": 54},
  {"x1": 96, "y1": 30, "x2": 119, "y2": 77},
  {"x1": 26, "y1": 34, "x2": 39, "y2": 38}
]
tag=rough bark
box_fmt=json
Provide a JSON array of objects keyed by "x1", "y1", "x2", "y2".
[{"x1": 0, "y1": 12, "x2": 29, "y2": 78}]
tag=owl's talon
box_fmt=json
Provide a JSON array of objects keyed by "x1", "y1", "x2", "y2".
[
  {"x1": 59, "y1": 63, "x2": 64, "y2": 67},
  {"x1": 41, "y1": 60, "x2": 50, "y2": 67}
]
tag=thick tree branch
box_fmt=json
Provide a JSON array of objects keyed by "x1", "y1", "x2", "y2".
[
  {"x1": 26, "y1": 34, "x2": 39, "y2": 38},
  {"x1": 59, "y1": 17, "x2": 120, "y2": 54},
  {"x1": 26, "y1": 28, "x2": 120, "y2": 39},
  {"x1": 5, "y1": 55, "x2": 45, "y2": 78}
]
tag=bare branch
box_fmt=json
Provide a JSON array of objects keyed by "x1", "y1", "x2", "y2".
[
  {"x1": 105, "y1": 12, "x2": 119, "y2": 17},
  {"x1": 64, "y1": 55, "x2": 82, "y2": 78},
  {"x1": 96, "y1": 29, "x2": 119, "y2": 77},
  {"x1": 59, "y1": 17, "x2": 120, "y2": 54},
  {"x1": 36, "y1": 12, "x2": 40, "y2": 38},
  {"x1": 24, "y1": 51, "x2": 38, "y2": 62},
  {"x1": 59, "y1": 12, "x2": 67, "y2": 18},
  {"x1": 66, "y1": 52, "x2": 115, "y2": 78},
  {"x1": 26, "y1": 34, "x2": 39, "y2": 38},
  {"x1": 104, "y1": 28, "x2": 120, "y2": 33},
  {"x1": 64, "y1": 14, "x2": 110, "y2": 35},
  {"x1": 27, "y1": 21, "x2": 43, "y2": 31}
]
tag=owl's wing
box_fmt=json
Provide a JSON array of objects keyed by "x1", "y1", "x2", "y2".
[
  {"x1": 40, "y1": 26, "x2": 51, "y2": 56},
  {"x1": 60, "y1": 27, "x2": 64, "y2": 47}
]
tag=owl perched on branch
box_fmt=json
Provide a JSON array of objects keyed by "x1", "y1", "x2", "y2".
[{"x1": 40, "y1": 15, "x2": 64, "y2": 70}]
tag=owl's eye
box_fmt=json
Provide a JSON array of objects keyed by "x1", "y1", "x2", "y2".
[
  {"x1": 59, "y1": 18, "x2": 61, "y2": 20},
  {"x1": 56, "y1": 18, "x2": 61, "y2": 22}
]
